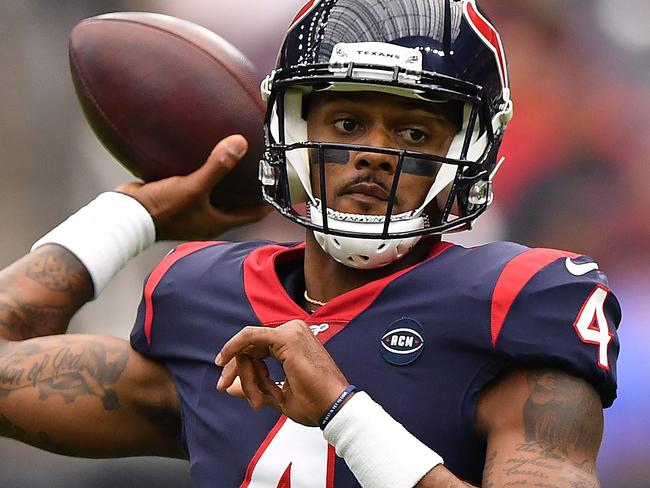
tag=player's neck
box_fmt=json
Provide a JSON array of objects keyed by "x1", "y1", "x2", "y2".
[{"x1": 303, "y1": 232, "x2": 440, "y2": 306}]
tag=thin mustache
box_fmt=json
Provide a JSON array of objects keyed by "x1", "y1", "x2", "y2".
[
  {"x1": 340, "y1": 175, "x2": 398, "y2": 205},
  {"x1": 343, "y1": 175, "x2": 390, "y2": 193}
]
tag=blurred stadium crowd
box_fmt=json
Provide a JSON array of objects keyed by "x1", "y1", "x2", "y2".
[{"x1": 1, "y1": 1, "x2": 648, "y2": 487}]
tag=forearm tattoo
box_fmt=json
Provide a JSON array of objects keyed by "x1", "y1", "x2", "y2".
[
  {"x1": 482, "y1": 370, "x2": 602, "y2": 488},
  {"x1": 0, "y1": 299, "x2": 67, "y2": 339},
  {"x1": 25, "y1": 252, "x2": 88, "y2": 293},
  {"x1": 0, "y1": 245, "x2": 93, "y2": 340}
]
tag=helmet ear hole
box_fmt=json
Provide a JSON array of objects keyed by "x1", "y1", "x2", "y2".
[
  {"x1": 333, "y1": 238, "x2": 342, "y2": 249},
  {"x1": 377, "y1": 243, "x2": 387, "y2": 252}
]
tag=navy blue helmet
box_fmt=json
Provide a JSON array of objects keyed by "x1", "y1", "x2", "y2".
[{"x1": 259, "y1": 0, "x2": 513, "y2": 268}]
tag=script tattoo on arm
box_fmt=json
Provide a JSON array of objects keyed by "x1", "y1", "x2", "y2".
[
  {"x1": 0, "y1": 336, "x2": 184, "y2": 458},
  {"x1": 0, "y1": 339, "x2": 128, "y2": 409},
  {"x1": 482, "y1": 450, "x2": 497, "y2": 488},
  {"x1": 481, "y1": 369, "x2": 603, "y2": 488},
  {"x1": 0, "y1": 337, "x2": 132, "y2": 457},
  {"x1": 0, "y1": 245, "x2": 93, "y2": 340}
]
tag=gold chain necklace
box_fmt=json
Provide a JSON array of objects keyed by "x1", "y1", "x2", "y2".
[{"x1": 304, "y1": 290, "x2": 328, "y2": 307}]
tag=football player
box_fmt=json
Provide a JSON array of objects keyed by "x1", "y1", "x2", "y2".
[{"x1": 0, "y1": 1, "x2": 620, "y2": 487}]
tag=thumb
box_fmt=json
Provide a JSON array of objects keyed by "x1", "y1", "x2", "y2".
[{"x1": 188, "y1": 134, "x2": 248, "y2": 189}]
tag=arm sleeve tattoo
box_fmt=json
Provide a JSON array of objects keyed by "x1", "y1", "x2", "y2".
[
  {"x1": 481, "y1": 369, "x2": 603, "y2": 488},
  {"x1": 0, "y1": 245, "x2": 93, "y2": 340}
]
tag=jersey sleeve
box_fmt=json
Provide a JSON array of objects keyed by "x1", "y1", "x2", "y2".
[
  {"x1": 490, "y1": 250, "x2": 621, "y2": 407},
  {"x1": 129, "y1": 241, "x2": 225, "y2": 358}
]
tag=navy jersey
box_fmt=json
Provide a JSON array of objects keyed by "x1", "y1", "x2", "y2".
[{"x1": 130, "y1": 240, "x2": 620, "y2": 487}]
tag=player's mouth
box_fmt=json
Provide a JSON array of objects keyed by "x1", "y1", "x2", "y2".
[{"x1": 341, "y1": 182, "x2": 390, "y2": 204}]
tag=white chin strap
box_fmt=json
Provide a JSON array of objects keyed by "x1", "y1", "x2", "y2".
[{"x1": 309, "y1": 200, "x2": 426, "y2": 269}]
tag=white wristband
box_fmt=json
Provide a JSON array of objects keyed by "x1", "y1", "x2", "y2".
[
  {"x1": 31, "y1": 192, "x2": 156, "y2": 298},
  {"x1": 323, "y1": 391, "x2": 443, "y2": 488}
]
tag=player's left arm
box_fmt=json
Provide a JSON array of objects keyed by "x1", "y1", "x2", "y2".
[
  {"x1": 415, "y1": 368, "x2": 603, "y2": 487},
  {"x1": 375, "y1": 368, "x2": 603, "y2": 488},
  {"x1": 470, "y1": 367, "x2": 603, "y2": 488}
]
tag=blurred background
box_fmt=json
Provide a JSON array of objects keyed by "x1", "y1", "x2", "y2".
[{"x1": 0, "y1": 0, "x2": 648, "y2": 486}]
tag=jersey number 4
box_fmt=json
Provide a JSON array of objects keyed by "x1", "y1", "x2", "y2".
[
  {"x1": 241, "y1": 416, "x2": 335, "y2": 488},
  {"x1": 573, "y1": 285, "x2": 614, "y2": 370}
]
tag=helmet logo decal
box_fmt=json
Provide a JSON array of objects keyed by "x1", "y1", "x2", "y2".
[
  {"x1": 380, "y1": 318, "x2": 425, "y2": 366},
  {"x1": 463, "y1": 0, "x2": 509, "y2": 93},
  {"x1": 329, "y1": 42, "x2": 423, "y2": 73},
  {"x1": 289, "y1": 0, "x2": 322, "y2": 31}
]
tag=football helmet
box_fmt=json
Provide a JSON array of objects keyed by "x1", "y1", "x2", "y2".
[{"x1": 259, "y1": 0, "x2": 513, "y2": 268}]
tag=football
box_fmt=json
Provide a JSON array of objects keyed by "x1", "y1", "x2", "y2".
[{"x1": 69, "y1": 12, "x2": 266, "y2": 209}]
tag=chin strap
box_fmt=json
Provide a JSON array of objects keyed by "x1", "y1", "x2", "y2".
[{"x1": 308, "y1": 201, "x2": 425, "y2": 269}]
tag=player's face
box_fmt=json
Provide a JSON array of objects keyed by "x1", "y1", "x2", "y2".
[{"x1": 306, "y1": 91, "x2": 459, "y2": 216}]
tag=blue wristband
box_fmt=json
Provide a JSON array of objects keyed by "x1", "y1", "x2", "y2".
[{"x1": 319, "y1": 385, "x2": 358, "y2": 430}]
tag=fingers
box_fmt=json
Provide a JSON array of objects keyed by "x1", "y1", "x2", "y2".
[
  {"x1": 188, "y1": 134, "x2": 248, "y2": 189},
  {"x1": 219, "y1": 356, "x2": 283, "y2": 411},
  {"x1": 225, "y1": 376, "x2": 245, "y2": 398},
  {"x1": 236, "y1": 354, "x2": 266, "y2": 410},
  {"x1": 253, "y1": 359, "x2": 283, "y2": 404},
  {"x1": 217, "y1": 356, "x2": 239, "y2": 391},
  {"x1": 216, "y1": 326, "x2": 276, "y2": 368},
  {"x1": 215, "y1": 334, "x2": 272, "y2": 392}
]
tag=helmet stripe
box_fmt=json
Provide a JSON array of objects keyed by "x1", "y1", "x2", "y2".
[
  {"x1": 464, "y1": 0, "x2": 508, "y2": 91},
  {"x1": 289, "y1": 0, "x2": 321, "y2": 30}
]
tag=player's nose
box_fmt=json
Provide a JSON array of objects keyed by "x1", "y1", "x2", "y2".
[{"x1": 351, "y1": 127, "x2": 399, "y2": 175}]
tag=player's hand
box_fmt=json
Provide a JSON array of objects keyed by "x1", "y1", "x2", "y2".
[
  {"x1": 215, "y1": 320, "x2": 349, "y2": 427},
  {"x1": 115, "y1": 134, "x2": 271, "y2": 241}
]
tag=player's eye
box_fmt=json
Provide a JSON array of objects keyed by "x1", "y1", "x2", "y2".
[
  {"x1": 333, "y1": 119, "x2": 359, "y2": 134},
  {"x1": 399, "y1": 128, "x2": 428, "y2": 144}
]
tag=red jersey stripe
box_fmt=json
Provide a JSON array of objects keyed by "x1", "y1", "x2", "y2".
[
  {"x1": 490, "y1": 248, "x2": 578, "y2": 347},
  {"x1": 326, "y1": 444, "x2": 336, "y2": 488}
]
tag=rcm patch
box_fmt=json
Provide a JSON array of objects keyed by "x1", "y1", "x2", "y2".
[{"x1": 380, "y1": 318, "x2": 425, "y2": 365}]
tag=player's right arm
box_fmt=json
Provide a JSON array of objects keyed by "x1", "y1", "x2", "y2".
[
  {"x1": 0, "y1": 135, "x2": 266, "y2": 458},
  {"x1": 0, "y1": 333, "x2": 185, "y2": 458}
]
